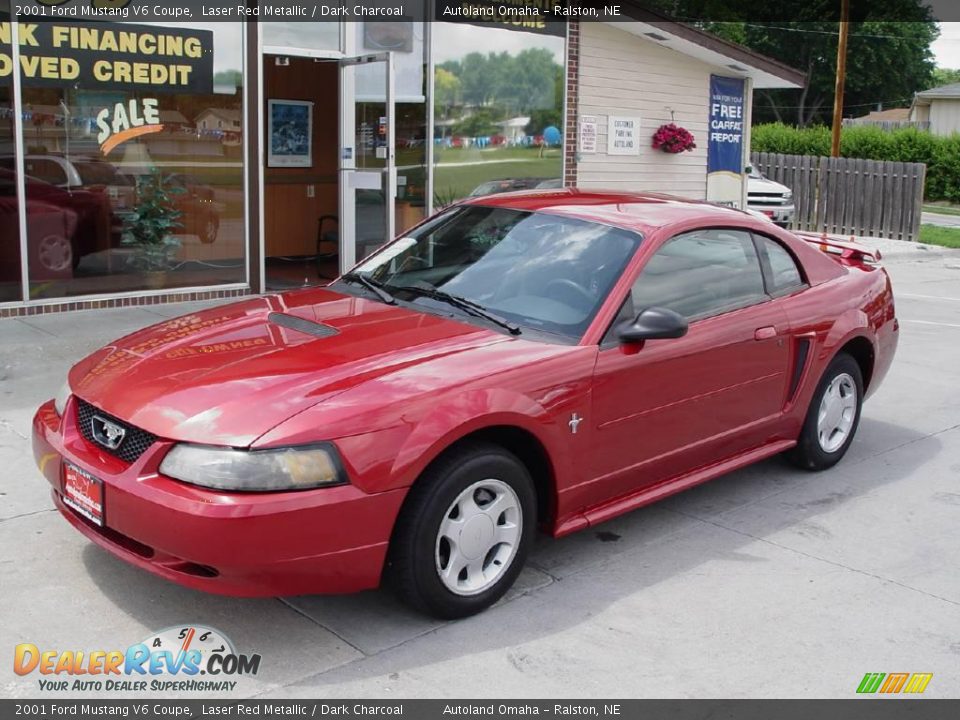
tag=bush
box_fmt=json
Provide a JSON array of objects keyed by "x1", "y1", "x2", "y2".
[{"x1": 751, "y1": 123, "x2": 960, "y2": 201}]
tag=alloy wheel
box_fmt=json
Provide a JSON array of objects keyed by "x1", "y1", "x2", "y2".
[
  {"x1": 817, "y1": 372, "x2": 857, "y2": 453},
  {"x1": 435, "y1": 478, "x2": 522, "y2": 596}
]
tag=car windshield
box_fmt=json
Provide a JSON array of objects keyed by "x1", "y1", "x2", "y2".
[
  {"x1": 73, "y1": 161, "x2": 129, "y2": 186},
  {"x1": 351, "y1": 205, "x2": 641, "y2": 340}
]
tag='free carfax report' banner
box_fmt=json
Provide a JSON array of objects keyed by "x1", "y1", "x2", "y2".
[{"x1": 706, "y1": 74, "x2": 745, "y2": 208}]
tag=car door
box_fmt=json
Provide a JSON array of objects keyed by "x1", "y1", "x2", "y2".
[{"x1": 583, "y1": 228, "x2": 792, "y2": 507}]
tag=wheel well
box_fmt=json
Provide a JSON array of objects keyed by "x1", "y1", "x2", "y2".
[
  {"x1": 838, "y1": 336, "x2": 875, "y2": 391},
  {"x1": 430, "y1": 426, "x2": 555, "y2": 525}
]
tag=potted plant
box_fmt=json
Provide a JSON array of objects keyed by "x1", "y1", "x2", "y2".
[
  {"x1": 652, "y1": 123, "x2": 697, "y2": 153},
  {"x1": 121, "y1": 168, "x2": 184, "y2": 288}
]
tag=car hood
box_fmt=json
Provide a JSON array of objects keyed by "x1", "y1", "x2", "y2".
[
  {"x1": 69, "y1": 288, "x2": 511, "y2": 446},
  {"x1": 748, "y1": 176, "x2": 791, "y2": 195}
]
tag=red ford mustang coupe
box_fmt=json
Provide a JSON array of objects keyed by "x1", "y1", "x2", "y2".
[{"x1": 33, "y1": 191, "x2": 898, "y2": 618}]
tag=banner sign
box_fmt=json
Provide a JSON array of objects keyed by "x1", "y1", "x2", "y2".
[
  {"x1": 707, "y1": 75, "x2": 745, "y2": 174},
  {"x1": 0, "y1": 21, "x2": 214, "y2": 93},
  {"x1": 706, "y1": 74, "x2": 746, "y2": 208}
]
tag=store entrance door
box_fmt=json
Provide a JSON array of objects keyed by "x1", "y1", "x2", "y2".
[
  {"x1": 263, "y1": 55, "x2": 341, "y2": 290},
  {"x1": 338, "y1": 53, "x2": 396, "y2": 272}
]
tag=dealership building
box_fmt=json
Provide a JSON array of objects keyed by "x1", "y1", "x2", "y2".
[{"x1": 0, "y1": 2, "x2": 803, "y2": 316}]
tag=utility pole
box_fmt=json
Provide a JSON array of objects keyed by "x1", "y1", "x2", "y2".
[{"x1": 830, "y1": 0, "x2": 851, "y2": 157}]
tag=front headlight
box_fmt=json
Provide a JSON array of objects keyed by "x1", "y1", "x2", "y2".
[
  {"x1": 158, "y1": 443, "x2": 346, "y2": 492},
  {"x1": 783, "y1": 190, "x2": 793, "y2": 201},
  {"x1": 54, "y1": 381, "x2": 72, "y2": 416}
]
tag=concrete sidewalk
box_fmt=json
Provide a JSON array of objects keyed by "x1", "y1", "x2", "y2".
[{"x1": 2, "y1": 253, "x2": 959, "y2": 699}]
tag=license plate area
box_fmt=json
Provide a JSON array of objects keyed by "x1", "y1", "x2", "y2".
[{"x1": 62, "y1": 462, "x2": 104, "y2": 527}]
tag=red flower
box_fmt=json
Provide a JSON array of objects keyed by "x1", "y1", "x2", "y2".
[{"x1": 652, "y1": 123, "x2": 696, "y2": 153}]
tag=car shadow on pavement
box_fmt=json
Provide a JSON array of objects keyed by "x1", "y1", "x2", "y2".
[{"x1": 79, "y1": 416, "x2": 940, "y2": 690}]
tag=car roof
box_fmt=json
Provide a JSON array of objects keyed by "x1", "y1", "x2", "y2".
[{"x1": 461, "y1": 189, "x2": 757, "y2": 236}]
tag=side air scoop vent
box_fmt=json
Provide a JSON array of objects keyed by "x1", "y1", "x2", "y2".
[{"x1": 267, "y1": 312, "x2": 339, "y2": 338}]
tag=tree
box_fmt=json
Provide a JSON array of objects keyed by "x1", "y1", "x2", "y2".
[
  {"x1": 930, "y1": 67, "x2": 960, "y2": 89},
  {"x1": 434, "y1": 67, "x2": 461, "y2": 120},
  {"x1": 681, "y1": 0, "x2": 937, "y2": 126}
]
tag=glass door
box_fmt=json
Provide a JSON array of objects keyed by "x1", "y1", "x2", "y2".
[{"x1": 339, "y1": 53, "x2": 395, "y2": 272}]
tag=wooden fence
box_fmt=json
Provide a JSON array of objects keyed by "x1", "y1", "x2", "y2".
[{"x1": 750, "y1": 152, "x2": 926, "y2": 242}]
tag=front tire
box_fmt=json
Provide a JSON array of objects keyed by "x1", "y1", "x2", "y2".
[
  {"x1": 787, "y1": 352, "x2": 863, "y2": 471},
  {"x1": 388, "y1": 443, "x2": 536, "y2": 619}
]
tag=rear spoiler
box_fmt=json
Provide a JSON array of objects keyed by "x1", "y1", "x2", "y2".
[{"x1": 794, "y1": 232, "x2": 882, "y2": 264}]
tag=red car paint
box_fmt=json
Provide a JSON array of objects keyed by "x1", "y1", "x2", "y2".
[{"x1": 32, "y1": 190, "x2": 898, "y2": 595}]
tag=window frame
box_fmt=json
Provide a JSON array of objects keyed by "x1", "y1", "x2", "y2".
[
  {"x1": 600, "y1": 225, "x2": 779, "y2": 348},
  {"x1": 750, "y1": 231, "x2": 810, "y2": 298}
]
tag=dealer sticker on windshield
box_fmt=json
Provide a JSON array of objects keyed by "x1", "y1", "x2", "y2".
[{"x1": 62, "y1": 462, "x2": 104, "y2": 527}]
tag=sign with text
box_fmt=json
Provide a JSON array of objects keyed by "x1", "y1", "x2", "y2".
[
  {"x1": 607, "y1": 116, "x2": 640, "y2": 156},
  {"x1": 707, "y1": 75, "x2": 746, "y2": 207},
  {"x1": 578, "y1": 115, "x2": 597, "y2": 154},
  {"x1": 0, "y1": 21, "x2": 214, "y2": 93}
]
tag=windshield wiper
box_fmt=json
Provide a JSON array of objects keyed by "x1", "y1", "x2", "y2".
[
  {"x1": 340, "y1": 272, "x2": 396, "y2": 305},
  {"x1": 389, "y1": 284, "x2": 521, "y2": 335}
]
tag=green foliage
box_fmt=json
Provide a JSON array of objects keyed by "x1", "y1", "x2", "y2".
[
  {"x1": 929, "y1": 67, "x2": 960, "y2": 89},
  {"x1": 437, "y1": 48, "x2": 562, "y2": 118},
  {"x1": 121, "y1": 168, "x2": 185, "y2": 272},
  {"x1": 452, "y1": 108, "x2": 501, "y2": 137},
  {"x1": 682, "y1": 1, "x2": 937, "y2": 127},
  {"x1": 751, "y1": 123, "x2": 960, "y2": 201}
]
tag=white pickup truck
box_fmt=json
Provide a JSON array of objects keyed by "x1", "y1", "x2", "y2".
[{"x1": 747, "y1": 165, "x2": 795, "y2": 227}]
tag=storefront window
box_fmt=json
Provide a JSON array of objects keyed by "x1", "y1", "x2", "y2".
[
  {"x1": 432, "y1": 23, "x2": 565, "y2": 207},
  {"x1": 0, "y1": 3, "x2": 23, "y2": 302},
  {"x1": 16, "y1": 21, "x2": 246, "y2": 300}
]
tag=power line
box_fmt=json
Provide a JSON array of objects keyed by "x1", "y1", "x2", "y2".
[{"x1": 694, "y1": 21, "x2": 930, "y2": 42}]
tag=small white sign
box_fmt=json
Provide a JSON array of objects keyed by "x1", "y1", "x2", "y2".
[
  {"x1": 607, "y1": 115, "x2": 641, "y2": 156},
  {"x1": 579, "y1": 115, "x2": 598, "y2": 154}
]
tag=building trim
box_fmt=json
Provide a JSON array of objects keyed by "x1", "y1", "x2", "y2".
[
  {"x1": 0, "y1": 286, "x2": 251, "y2": 319},
  {"x1": 617, "y1": 3, "x2": 807, "y2": 89},
  {"x1": 564, "y1": 21, "x2": 580, "y2": 188}
]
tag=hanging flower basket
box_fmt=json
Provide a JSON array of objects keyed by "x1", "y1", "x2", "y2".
[{"x1": 652, "y1": 123, "x2": 696, "y2": 153}]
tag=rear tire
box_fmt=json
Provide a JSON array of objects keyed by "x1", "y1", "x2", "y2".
[
  {"x1": 388, "y1": 443, "x2": 536, "y2": 619},
  {"x1": 786, "y1": 352, "x2": 863, "y2": 471}
]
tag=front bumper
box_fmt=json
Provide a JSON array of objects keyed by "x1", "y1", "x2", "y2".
[
  {"x1": 33, "y1": 398, "x2": 406, "y2": 596},
  {"x1": 749, "y1": 202, "x2": 795, "y2": 225}
]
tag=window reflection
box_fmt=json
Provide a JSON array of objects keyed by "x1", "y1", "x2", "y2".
[
  {"x1": 0, "y1": 1, "x2": 22, "y2": 302},
  {"x1": 433, "y1": 24, "x2": 565, "y2": 207},
  {"x1": 17, "y1": 21, "x2": 245, "y2": 300}
]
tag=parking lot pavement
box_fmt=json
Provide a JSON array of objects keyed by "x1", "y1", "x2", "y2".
[{"x1": 2, "y1": 248, "x2": 959, "y2": 699}]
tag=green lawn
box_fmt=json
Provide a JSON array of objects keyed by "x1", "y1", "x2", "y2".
[
  {"x1": 922, "y1": 204, "x2": 960, "y2": 217},
  {"x1": 432, "y1": 146, "x2": 563, "y2": 203},
  {"x1": 919, "y1": 224, "x2": 960, "y2": 249}
]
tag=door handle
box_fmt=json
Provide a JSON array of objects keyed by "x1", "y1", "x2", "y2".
[{"x1": 754, "y1": 326, "x2": 777, "y2": 340}]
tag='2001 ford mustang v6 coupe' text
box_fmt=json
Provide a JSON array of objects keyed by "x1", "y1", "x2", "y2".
[{"x1": 33, "y1": 190, "x2": 898, "y2": 618}]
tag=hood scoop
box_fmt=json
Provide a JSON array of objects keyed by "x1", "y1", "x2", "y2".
[{"x1": 267, "y1": 312, "x2": 339, "y2": 338}]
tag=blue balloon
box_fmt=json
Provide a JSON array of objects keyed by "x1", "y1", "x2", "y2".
[{"x1": 543, "y1": 126, "x2": 561, "y2": 145}]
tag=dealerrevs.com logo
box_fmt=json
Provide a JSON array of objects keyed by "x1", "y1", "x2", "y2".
[{"x1": 15, "y1": 626, "x2": 261, "y2": 693}]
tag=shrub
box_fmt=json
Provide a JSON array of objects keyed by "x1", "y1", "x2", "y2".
[{"x1": 751, "y1": 123, "x2": 960, "y2": 201}]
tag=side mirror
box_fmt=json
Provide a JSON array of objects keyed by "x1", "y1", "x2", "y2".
[{"x1": 617, "y1": 306, "x2": 688, "y2": 344}]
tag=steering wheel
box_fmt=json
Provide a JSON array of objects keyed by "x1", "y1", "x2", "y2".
[{"x1": 543, "y1": 278, "x2": 595, "y2": 310}]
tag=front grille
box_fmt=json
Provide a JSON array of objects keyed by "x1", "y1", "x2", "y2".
[
  {"x1": 76, "y1": 399, "x2": 157, "y2": 464},
  {"x1": 748, "y1": 193, "x2": 789, "y2": 206}
]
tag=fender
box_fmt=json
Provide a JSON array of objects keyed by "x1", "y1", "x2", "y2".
[
  {"x1": 388, "y1": 387, "x2": 576, "y2": 498},
  {"x1": 820, "y1": 307, "x2": 873, "y2": 362}
]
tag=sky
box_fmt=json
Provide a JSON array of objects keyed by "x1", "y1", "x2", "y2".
[{"x1": 933, "y1": 22, "x2": 960, "y2": 69}]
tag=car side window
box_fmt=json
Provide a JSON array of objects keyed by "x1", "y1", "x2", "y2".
[
  {"x1": 24, "y1": 159, "x2": 68, "y2": 187},
  {"x1": 630, "y1": 229, "x2": 767, "y2": 321},
  {"x1": 755, "y1": 234, "x2": 806, "y2": 295}
]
